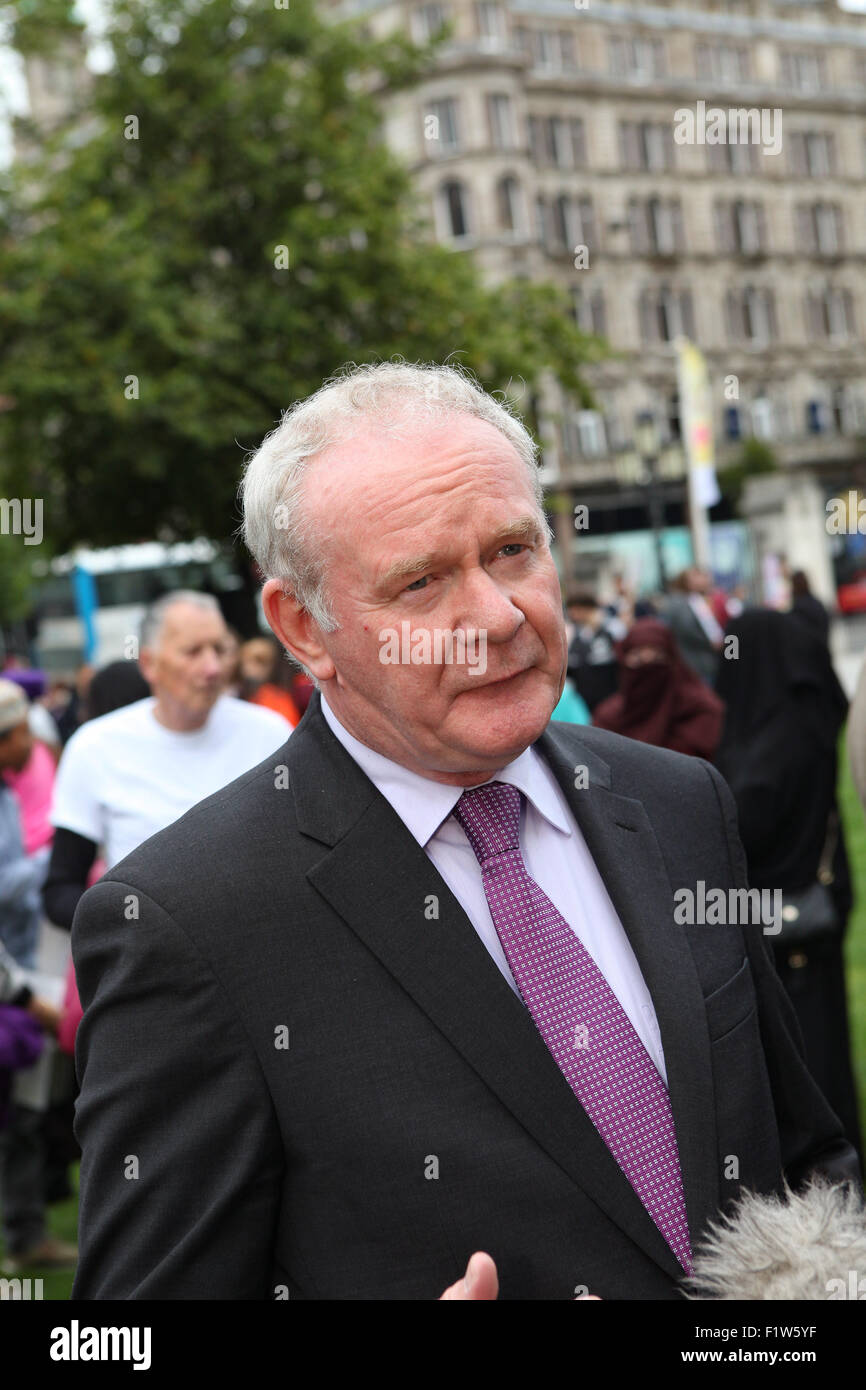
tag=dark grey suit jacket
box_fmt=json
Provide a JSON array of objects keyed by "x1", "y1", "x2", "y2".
[
  {"x1": 70, "y1": 691, "x2": 860, "y2": 1300},
  {"x1": 664, "y1": 594, "x2": 721, "y2": 686}
]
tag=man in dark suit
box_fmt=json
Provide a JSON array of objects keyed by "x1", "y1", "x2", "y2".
[
  {"x1": 663, "y1": 568, "x2": 724, "y2": 686},
  {"x1": 71, "y1": 362, "x2": 860, "y2": 1300}
]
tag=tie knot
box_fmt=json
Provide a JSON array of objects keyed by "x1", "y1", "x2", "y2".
[{"x1": 453, "y1": 780, "x2": 521, "y2": 864}]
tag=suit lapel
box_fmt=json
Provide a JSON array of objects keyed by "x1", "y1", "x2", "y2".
[{"x1": 291, "y1": 695, "x2": 715, "y2": 1276}]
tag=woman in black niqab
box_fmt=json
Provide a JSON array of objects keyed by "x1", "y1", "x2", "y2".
[{"x1": 714, "y1": 608, "x2": 861, "y2": 1159}]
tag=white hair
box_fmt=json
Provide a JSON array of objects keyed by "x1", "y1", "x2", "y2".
[
  {"x1": 139, "y1": 590, "x2": 223, "y2": 652},
  {"x1": 238, "y1": 358, "x2": 548, "y2": 635},
  {"x1": 683, "y1": 1179, "x2": 866, "y2": 1300}
]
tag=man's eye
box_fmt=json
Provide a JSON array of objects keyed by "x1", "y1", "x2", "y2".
[
  {"x1": 498, "y1": 543, "x2": 527, "y2": 558},
  {"x1": 405, "y1": 575, "x2": 430, "y2": 592}
]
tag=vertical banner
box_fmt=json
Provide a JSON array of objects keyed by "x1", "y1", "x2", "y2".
[
  {"x1": 676, "y1": 338, "x2": 720, "y2": 569},
  {"x1": 72, "y1": 564, "x2": 98, "y2": 664}
]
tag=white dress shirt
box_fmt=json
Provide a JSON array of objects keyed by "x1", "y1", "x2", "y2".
[{"x1": 320, "y1": 695, "x2": 668, "y2": 1083}]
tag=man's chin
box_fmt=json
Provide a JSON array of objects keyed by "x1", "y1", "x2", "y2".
[
  {"x1": 189, "y1": 690, "x2": 223, "y2": 714},
  {"x1": 447, "y1": 680, "x2": 557, "y2": 761}
]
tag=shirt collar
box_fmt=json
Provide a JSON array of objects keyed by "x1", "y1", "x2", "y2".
[{"x1": 319, "y1": 693, "x2": 572, "y2": 848}]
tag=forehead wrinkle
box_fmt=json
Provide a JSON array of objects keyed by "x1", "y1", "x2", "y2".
[{"x1": 324, "y1": 434, "x2": 531, "y2": 534}]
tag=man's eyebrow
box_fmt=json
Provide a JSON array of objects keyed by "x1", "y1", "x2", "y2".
[
  {"x1": 375, "y1": 517, "x2": 543, "y2": 592},
  {"x1": 488, "y1": 517, "x2": 544, "y2": 548}
]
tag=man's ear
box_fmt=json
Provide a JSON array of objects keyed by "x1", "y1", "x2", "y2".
[
  {"x1": 261, "y1": 579, "x2": 336, "y2": 683},
  {"x1": 138, "y1": 648, "x2": 156, "y2": 686}
]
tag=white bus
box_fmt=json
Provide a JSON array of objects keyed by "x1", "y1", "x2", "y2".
[{"x1": 31, "y1": 539, "x2": 248, "y2": 673}]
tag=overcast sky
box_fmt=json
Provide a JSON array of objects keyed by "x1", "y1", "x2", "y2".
[{"x1": 1, "y1": 0, "x2": 866, "y2": 165}]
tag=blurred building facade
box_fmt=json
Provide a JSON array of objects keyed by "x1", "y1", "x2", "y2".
[
  {"x1": 327, "y1": 0, "x2": 866, "y2": 595},
  {"x1": 13, "y1": 0, "x2": 866, "y2": 597}
]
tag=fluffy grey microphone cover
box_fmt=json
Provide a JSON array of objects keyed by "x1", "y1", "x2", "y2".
[{"x1": 682, "y1": 1180, "x2": 866, "y2": 1300}]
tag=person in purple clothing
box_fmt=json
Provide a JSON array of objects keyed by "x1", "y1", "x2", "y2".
[{"x1": 0, "y1": 1005, "x2": 45, "y2": 1133}]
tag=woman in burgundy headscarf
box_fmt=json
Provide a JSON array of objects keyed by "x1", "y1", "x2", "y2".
[{"x1": 592, "y1": 617, "x2": 725, "y2": 759}]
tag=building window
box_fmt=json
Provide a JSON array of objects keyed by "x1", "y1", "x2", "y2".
[
  {"x1": 666, "y1": 392, "x2": 681, "y2": 444},
  {"x1": 788, "y1": 131, "x2": 836, "y2": 178},
  {"x1": 706, "y1": 141, "x2": 759, "y2": 175},
  {"x1": 734, "y1": 200, "x2": 766, "y2": 255},
  {"x1": 531, "y1": 114, "x2": 585, "y2": 168},
  {"x1": 695, "y1": 43, "x2": 751, "y2": 83},
  {"x1": 570, "y1": 286, "x2": 606, "y2": 337},
  {"x1": 620, "y1": 121, "x2": 673, "y2": 172},
  {"x1": 724, "y1": 406, "x2": 742, "y2": 441},
  {"x1": 549, "y1": 116, "x2": 571, "y2": 167},
  {"x1": 528, "y1": 115, "x2": 544, "y2": 164},
  {"x1": 496, "y1": 175, "x2": 523, "y2": 234},
  {"x1": 639, "y1": 286, "x2": 695, "y2": 343},
  {"x1": 426, "y1": 97, "x2": 461, "y2": 154},
  {"x1": 725, "y1": 286, "x2": 777, "y2": 344},
  {"x1": 573, "y1": 410, "x2": 608, "y2": 459},
  {"x1": 648, "y1": 197, "x2": 683, "y2": 256},
  {"x1": 796, "y1": 203, "x2": 844, "y2": 256},
  {"x1": 806, "y1": 286, "x2": 856, "y2": 341},
  {"x1": 475, "y1": 2, "x2": 506, "y2": 47},
  {"x1": 412, "y1": 3, "x2": 448, "y2": 43},
  {"x1": 487, "y1": 93, "x2": 517, "y2": 150},
  {"x1": 807, "y1": 399, "x2": 830, "y2": 434},
  {"x1": 628, "y1": 198, "x2": 651, "y2": 256},
  {"x1": 814, "y1": 203, "x2": 843, "y2": 255},
  {"x1": 750, "y1": 393, "x2": 775, "y2": 440},
  {"x1": 552, "y1": 194, "x2": 595, "y2": 251},
  {"x1": 569, "y1": 118, "x2": 587, "y2": 167},
  {"x1": 832, "y1": 384, "x2": 866, "y2": 435},
  {"x1": 534, "y1": 29, "x2": 555, "y2": 70},
  {"x1": 529, "y1": 28, "x2": 576, "y2": 71},
  {"x1": 556, "y1": 30, "x2": 577, "y2": 72},
  {"x1": 534, "y1": 194, "x2": 548, "y2": 247},
  {"x1": 438, "y1": 180, "x2": 471, "y2": 239},
  {"x1": 744, "y1": 286, "x2": 777, "y2": 343},
  {"x1": 813, "y1": 287, "x2": 854, "y2": 340},
  {"x1": 778, "y1": 51, "x2": 826, "y2": 93},
  {"x1": 608, "y1": 35, "x2": 666, "y2": 80},
  {"x1": 630, "y1": 198, "x2": 684, "y2": 256},
  {"x1": 713, "y1": 200, "x2": 767, "y2": 255}
]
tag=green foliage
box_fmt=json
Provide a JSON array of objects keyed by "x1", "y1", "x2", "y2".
[
  {"x1": 0, "y1": 535, "x2": 38, "y2": 623},
  {"x1": 0, "y1": 0, "x2": 602, "y2": 555},
  {"x1": 0, "y1": 0, "x2": 83, "y2": 55},
  {"x1": 718, "y1": 435, "x2": 778, "y2": 509}
]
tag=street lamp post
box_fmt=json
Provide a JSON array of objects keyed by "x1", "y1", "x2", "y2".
[{"x1": 635, "y1": 411, "x2": 667, "y2": 592}]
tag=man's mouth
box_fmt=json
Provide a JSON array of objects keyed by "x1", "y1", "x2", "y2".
[{"x1": 464, "y1": 666, "x2": 533, "y2": 690}]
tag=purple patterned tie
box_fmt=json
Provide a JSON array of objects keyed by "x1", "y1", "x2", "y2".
[{"x1": 453, "y1": 780, "x2": 693, "y2": 1273}]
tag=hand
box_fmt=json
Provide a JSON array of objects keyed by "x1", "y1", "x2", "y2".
[
  {"x1": 28, "y1": 996, "x2": 62, "y2": 1035},
  {"x1": 438, "y1": 1251, "x2": 602, "y2": 1300},
  {"x1": 439, "y1": 1252, "x2": 499, "y2": 1300}
]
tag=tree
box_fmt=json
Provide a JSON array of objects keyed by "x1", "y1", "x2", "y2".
[
  {"x1": 0, "y1": 0, "x2": 604, "y2": 569},
  {"x1": 719, "y1": 436, "x2": 778, "y2": 510}
]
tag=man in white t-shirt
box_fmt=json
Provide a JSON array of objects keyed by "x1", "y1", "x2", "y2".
[{"x1": 44, "y1": 592, "x2": 289, "y2": 928}]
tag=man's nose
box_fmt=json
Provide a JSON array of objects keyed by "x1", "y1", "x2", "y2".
[
  {"x1": 455, "y1": 571, "x2": 525, "y2": 641},
  {"x1": 201, "y1": 649, "x2": 226, "y2": 679}
]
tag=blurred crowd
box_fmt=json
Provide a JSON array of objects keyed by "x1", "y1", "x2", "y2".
[
  {"x1": 0, "y1": 596, "x2": 308, "y2": 1273},
  {"x1": 562, "y1": 564, "x2": 863, "y2": 1172},
  {"x1": 0, "y1": 568, "x2": 864, "y2": 1274}
]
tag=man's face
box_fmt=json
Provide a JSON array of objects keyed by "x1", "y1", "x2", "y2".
[
  {"x1": 240, "y1": 640, "x2": 276, "y2": 687},
  {"x1": 568, "y1": 603, "x2": 599, "y2": 630},
  {"x1": 139, "y1": 603, "x2": 229, "y2": 722},
  {"x1": 281, "y1": 414, "x2": 567, "y2": 784},
  {"x1": 0, "y1": 720, "x2": 33, "y2": 773}
]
